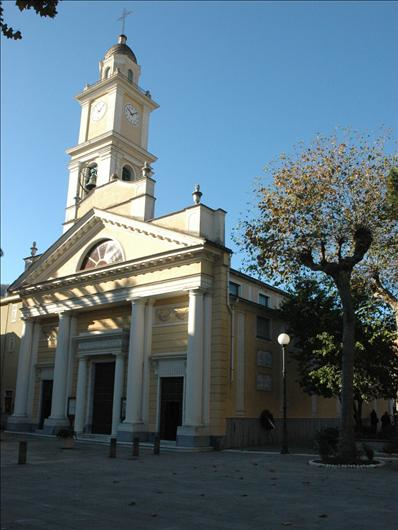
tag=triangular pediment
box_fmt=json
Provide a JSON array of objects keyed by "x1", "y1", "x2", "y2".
[{"x1": 10, "y1": 209, "x2": 205, "y2": 291}]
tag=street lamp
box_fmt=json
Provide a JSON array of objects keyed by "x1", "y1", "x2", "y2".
[{"x1": 278, "y1": 333, "x2": 290, "y2": 454}]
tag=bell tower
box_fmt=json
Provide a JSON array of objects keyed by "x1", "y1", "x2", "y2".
[{"x1": 64, "y1": 34, "x2": 159, "y2": 232}]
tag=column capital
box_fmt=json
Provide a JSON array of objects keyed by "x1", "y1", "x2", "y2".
[
  {"x1": 57, "y1": 309, "x2": 73, "y2": 318},
  {"x1": 128, "y1": 297, "x2": 147, "y2": 306},
  {"x1": 188, "y1": 288, "x2": 205, "y2": 296},
  {"x1": 21, "y1": 316, "x2": 34, "y2": 323}
]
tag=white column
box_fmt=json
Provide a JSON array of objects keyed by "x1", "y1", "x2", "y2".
[
  {"x1": 74, "y1": 356, "x2": 88, "y2": 434},
  {"x1": 65, "y1": 316, "x2": 77, "y2": 409},
  {"x1": 184, "y1": 289, "x2": 204, "y2": 426},
  {"x1": 119, "y1": 299, "x2": 146, "y2": 437},
  {"x1": 27, "y1": 322, "x2": 41, "y2": 420},
  {"x1": 11, "y1": 318, "x2": 35, "y2": 419},
  {"x1": 142, "y1": 300, "x2": 154, "y2": 427},
  {"x1": 46, "y1": 312, "x2": 71, "y2": 428},
  {"x1": 111, "y1": 353, "x2": 125, "y2": 437}
]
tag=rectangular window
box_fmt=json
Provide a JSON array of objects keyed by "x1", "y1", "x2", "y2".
[
  {"x1": 257, "y1": 316, "x2": 271, "y2": 340},
  {"x1": 229, "y1": 282, "x2": 240, "y2": 297},
  {"x1": 4, "y1": 390, "x2": 14, "y2": 414},
  {"x1": 256, "y1": 374, "x2": 272, "y2": 391},
  {"x1": 259, "y1": 294, "x2": 269, "y2": 307},
  {"x1": 10, "y1": 304, "x2": 18, "y2": 323}
]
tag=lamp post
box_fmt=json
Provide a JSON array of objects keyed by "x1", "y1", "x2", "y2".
[{"x1": 278, "y1": 333, "x2": 290, "y2": 454}]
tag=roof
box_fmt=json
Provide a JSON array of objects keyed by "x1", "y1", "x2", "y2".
[{"x1": 104, "y1": 35, "x2": 137, "y2": 63}]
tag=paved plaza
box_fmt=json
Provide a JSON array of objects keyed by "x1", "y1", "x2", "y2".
[{"x1": 1, "y1": 433, "x2": 397, "y2": 530}]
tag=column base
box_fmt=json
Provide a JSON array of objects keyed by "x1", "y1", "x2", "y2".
[
  {"x1": 117, "y1": 421, "x2": 148, "y2": 442},
  {"x1": 176, "y1": 425, "x2": 211, "y2": 448},
  {"x1": 43, "y1": 417, "x2": 70, "y2": 435},
  {"x1": 7, "y1": 415, "x2": 34, "y2": 433}
]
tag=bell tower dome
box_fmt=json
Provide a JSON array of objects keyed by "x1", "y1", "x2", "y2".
[{"x1": 63, "y1": 35, "x2": 159, "y2": 232}]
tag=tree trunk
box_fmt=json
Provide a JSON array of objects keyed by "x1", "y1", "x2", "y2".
[
  {"x1": 335, "y1": 271, "x2": 357, "y2": 461},
  {"x1": 354, "y1": 398, "x2": 363, "y2": 432}
]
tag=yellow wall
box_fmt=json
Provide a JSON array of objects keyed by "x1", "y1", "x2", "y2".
[
  {"x1": 0, "y1": 298, "x2": 23, "y2": 415},
  {"x1": 87, "y1": 94, "x2": 110, "y2": 140},
  {"x1": 120, "y1": 95, "x2": 143, "y2": 145}
]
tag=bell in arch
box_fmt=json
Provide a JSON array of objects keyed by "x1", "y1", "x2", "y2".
[{"x1": 82, "y1": 165, "x2": 97, "y2": 191}]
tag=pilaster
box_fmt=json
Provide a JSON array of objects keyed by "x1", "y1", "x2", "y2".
[{"x1": 74, "y1": 356, "x2": 88, "y2": 434}]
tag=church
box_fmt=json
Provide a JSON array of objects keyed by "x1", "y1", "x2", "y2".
[{"x1": 5, "y1": 34, "x2": 365, "y2": 448}]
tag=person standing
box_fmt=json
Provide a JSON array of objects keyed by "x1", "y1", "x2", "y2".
[
  {"x1": 370, "y1": 409, "x2": 379, "y2": 434},
  {"x1": 381, "y1": 411, "x2": 391, "y2": 435}
]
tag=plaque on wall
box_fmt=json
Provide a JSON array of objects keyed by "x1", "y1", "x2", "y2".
[
  {"x1": 67, "y1": 397, "x2": 76, "y2": 416},
  {"x1": 257, "y1": 350, "x2": 272, "y2": 368},
  {"x1": 256, "y1": 374, "x2": 272, "y2": 391}
]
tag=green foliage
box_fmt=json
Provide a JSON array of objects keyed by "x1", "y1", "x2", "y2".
[
  {"x1": 361, "y1": 443, "x2": 374, "y2": 461},
  {"x1": 0, "y1": 0, "x2": 59, "y2": 40},
  {"x1": 279, "y1": 278, "x2": 398, "y2": 423}
]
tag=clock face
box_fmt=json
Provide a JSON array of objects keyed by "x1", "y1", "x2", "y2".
[
  {"x1": 124, "y1": 103, "x2": 139, "y2": 126},
  {"x1": 91, "y1": 100, "x2": 107, "y2": 122}
]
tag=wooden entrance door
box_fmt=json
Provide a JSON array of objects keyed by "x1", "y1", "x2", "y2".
[
  {"x1": 159, "y1": 377, "x2": 183, "y2": 441},
  {"x1": 92, "y1": 362, "x2": 115, "y2": 434},
  {"x1": 39, "y1": 380, "x2": 53, "y2": 429}
]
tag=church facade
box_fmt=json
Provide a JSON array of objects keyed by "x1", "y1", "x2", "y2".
[{"x1": 6, "y1": 35, "x2": 377, "y2": 448}]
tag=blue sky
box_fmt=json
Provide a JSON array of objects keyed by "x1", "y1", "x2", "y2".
[{"x1": 1, "y1": 0, "x2": 397, "y2": 284}]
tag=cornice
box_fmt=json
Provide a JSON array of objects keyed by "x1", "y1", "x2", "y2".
[
  {"x1": 75, "y1": 73, "x2": 159, "y2": 111},
  {"x1": 17, "y1": 245, "x2": 220, "y2": 296},
  {"x1": 66, "y1": 130, "x2": 157, "y2": 164}
]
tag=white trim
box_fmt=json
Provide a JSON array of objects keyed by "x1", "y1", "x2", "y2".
[{"x1": 22, "y1": 274, "x2": 212, "y2": 318}]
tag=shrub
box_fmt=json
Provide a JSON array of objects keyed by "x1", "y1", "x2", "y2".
[
  {"x1": 314, "y1": 428, "x2": 339, "y2": 461},
  {"x1": 361, "y1": 443, "x2": 374, "y2": 461},
  {"x1": 383, "y1": 432, "x2": 398, "y2": 454},
  {"x1": 56, "y1": 427, "x2": 75, "y2": 439}
]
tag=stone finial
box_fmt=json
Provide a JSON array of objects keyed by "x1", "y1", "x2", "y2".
[
  {"x1": 192, "y1": 184, "x2": 202, "y2": 205},
  {"x1": 30, "y1": 242, "x2": 38, "y2": 257},
  {"x1": 142, "y1": 161, "x2": 153, "y2": 179}
]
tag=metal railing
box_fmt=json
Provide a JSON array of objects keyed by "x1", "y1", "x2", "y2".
[{"x1": 83, "y1": 70, "x2": 151, "y2": 99}]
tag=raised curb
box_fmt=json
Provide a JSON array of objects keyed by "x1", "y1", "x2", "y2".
[{"x1": 308, "y1": 459, "x2": 386, "y2": 469}]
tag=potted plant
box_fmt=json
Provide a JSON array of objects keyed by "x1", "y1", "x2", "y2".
[{"x1": 56, "y1": 427, "x2": 75, "y2": 449}]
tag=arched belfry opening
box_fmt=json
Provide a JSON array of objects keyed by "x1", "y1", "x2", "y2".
[{"x1": 122, "y1": 164, "x2": 135, "y2": 181}]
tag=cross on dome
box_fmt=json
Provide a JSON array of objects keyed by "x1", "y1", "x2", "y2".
[{"x1": 117, "y1": 8, "x2": 133, "y2": 35}]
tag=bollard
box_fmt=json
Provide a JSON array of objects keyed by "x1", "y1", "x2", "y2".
[
  {"x1": 132, "y1": 437, "x2": 139, "y2": 457},
  {"x1": 109, "y1": 437, "x2": 117, "y2": 458},
  {"x1": 18, "y1": 440, "x2": 27, "y2": 465},
  {"x1": 153, "y1": 435, "x2": 160, "y2": 455}
]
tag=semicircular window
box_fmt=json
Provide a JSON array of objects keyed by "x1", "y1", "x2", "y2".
[{"x1": 80, "y1": 240, "x2": 123, "y2": 271}]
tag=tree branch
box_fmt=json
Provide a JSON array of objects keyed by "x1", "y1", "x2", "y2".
[{"x1": 371, "y1": 271, "x2": 398, "y2": 307}]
